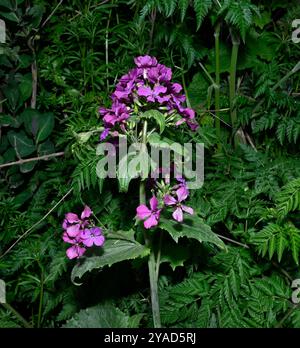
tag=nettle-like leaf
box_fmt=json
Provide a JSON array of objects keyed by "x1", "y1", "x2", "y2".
[
  {"x1": 63, "y1": 303, "x2": 131, "y2": 328},
  {"x1": 159, "y1": 214, "x2": 226, "y2": 250},
  {"x1": 71, "y1": 236, "x2": 150, "y2": 284},
  {"x1": 141, "y1": 109, "x2": 165, "y2": 134}
]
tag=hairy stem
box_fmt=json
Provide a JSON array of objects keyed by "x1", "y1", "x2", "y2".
[
  {"x1": 1, "y1": 302, "x2": 32, "y2": 328},
  {"x1": 139, "y1": 120, "x2": 161, "y2": 328},
  {"x1": 214, "y1": 22, "x2": 221, "y2": 149},
  {"x1": 229, "y1": 31, "x2": 240, "y2": 131},
  {"x1": 37, "y1": 264, "x2": 44, "y2": 328}
]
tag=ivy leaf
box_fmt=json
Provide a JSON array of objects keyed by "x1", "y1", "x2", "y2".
[
  {"x1": 71, "y1": 238, "x2": 150, "y2": 284},
  {"x1": 21, "y1": 109, "x2": 54, "y2": 143},
  {"x1": 7, "y1": 130, "x2": 36, "y2": 158},
  {"x1": 36, "y1": 112, "x2": 55, "y2": 143},
  {"x1": 159, "y1": 214, "x2": 226, "y2": 250},
  {"x1": 19, "y1": 73, "x2": 32, "y2": 103},
  {"x1": 20, "y1": 161, "x2": 36, "y2": 173}
]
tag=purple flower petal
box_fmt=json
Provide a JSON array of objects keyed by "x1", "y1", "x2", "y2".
[
  {"x1": 62, "y1": 219, "x2": 68, "y2": 230},
  {"x1": 176, "y1": 187, "x2": 189, "y2": 202},
  {"x1": 62, "y1": 232, "x2": 75, "y2": 244},
  {"x1": 144, "y1": 214, "x2": 159, "y2": 229},
  {"x1": 172, "y1": 207, "x2": 183, "y2": 222},
  {"x1": 66, "y1": 224, "x2": 81, "y2": 237},
  {"x1": 65, "y1": 213, "x2": 80, "y2": 223},
  {"x1": 94, "y1": 235, "x2": 105, "y2": 246},
  {"x1": 164, "y1": 194, "x2": 177, "y2": 206},
  {"x1": 81, "y1": 205, "x2": 92, "y2": 219},
  {"x1": 137, "y1": 85, "x2": 152, "y2": 97},
  {"x1": 134, "y1": 55, "x2": 158, "y2": 68},
  {"x1": 181, "y1": 205, "x2": 194, "y2": 215},
  {"x1": 171, "y1": 83, "x2": 183, "y2": 94},
  {"x1": 66, "y1": 245, "x2": 86, "y2": 259},
  {"x1": 136, "y1": 205, "x2": 151, "y2": 219},
  {"x1": 100, "y1": 128, "x2": 110, "y2": 141},
  {"x1": 149, "y1": 196, "x2": 159, "y2": 211}
]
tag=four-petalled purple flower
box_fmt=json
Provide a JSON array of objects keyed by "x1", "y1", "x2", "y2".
[
  {"x1": 136, "y1": 196, "x2": 161, "y2": 229},
  {"x1": 62, "y1": 205, "x2": 105, "y2": 259},
  {"x1": 164, "y1": 187, "x2": 194, "y2": 222}
]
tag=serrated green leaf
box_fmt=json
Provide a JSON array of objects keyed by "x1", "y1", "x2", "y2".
[
  {"x1": 71, "y1": 238, "x2": 150, "y2": 284},
  {"x1": 142, "y1": 109, "x2": 165, "y2": 134},
  {"x1": 63, "y1": 303, "x2": 130, "y2": 328},
  {"x1": 159, "y1": 214, "x2": 226, "y2": 250}
]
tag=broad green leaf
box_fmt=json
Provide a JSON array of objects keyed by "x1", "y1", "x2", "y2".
[
  {"x1": 159, "y1": 214, "x2": 226, "y2": 250},
  {"x1": 3, "y1": 81, "x2": 20, "y2": 111},
  {"x1": 7, "y1": 130, "x2": 36, "y2": 157},
  {"x1": 36, "y1": 112, "x2": 55, "y2": 143},
  {"x1": 0, "y1": 11, "x2": 19, "y2": 23},
  {"x1": 19, "y1": 73, "x2": 32, "y2": 103},
  {"x1": 21, "y1": 108, "x2": 41, "y2": 136},
  {"x1": 71, "y1": 238, "x2": 150, "y2": 284},
  {"x1": 0, "y1": 114, "x2": 20, "y2": 128},
  {"x1": 63, "y1": 303, "x2": 130, "y2": 328},
  {"x1": 142, "y1": 109, "x2": 165, "y2": 134},
  {"x1": 160, "y1": 243, "x2": 189, "y2": 270},
  {"x1": 20, "y1": 161, "x2": 36, "y2": 173},
  {"x1": 37, "y1": 140, "x2": 55, "y2": 156}
]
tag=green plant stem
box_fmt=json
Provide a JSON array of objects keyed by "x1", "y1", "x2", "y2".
[
  {"x1": 1, "y1": 302, "x2": 32, "y2": 328},
  {"x1": 37, "y1": 264, "x2": 44, "y2": 328},
  {"x1": 229, "y1": 31, "x2": 240, "y2": 131},
  {"x1": 214, "y1": 22, "x2": 221, "y2": 149},
  {"x1": 181, "y1": 72, "x2": 191, "y2": 108},
  {"x1": 139, "y1": 120, "x2": 161, "y2": 328}
]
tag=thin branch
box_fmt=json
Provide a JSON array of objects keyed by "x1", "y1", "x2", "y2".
[
  {"x1": 0, "y1": 152, "x2": 64, "y2": 169},
  {"x1": 0, "y1": 188, "x2": 72, "y2": 259},
  {"x1": 1, "y1": 303, "x2": 32, "y2": 328},
  {"x1": 30, "y1": 60, "x2": 37, "y2": 109},
  {"x1": 40, "y1": 0, "x2": 64, "y2": 29},
  {"x1": 216, "y1": 234, "x2": 249, "y2": 249}
]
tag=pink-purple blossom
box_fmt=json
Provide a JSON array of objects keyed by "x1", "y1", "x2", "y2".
[
  {"x1": 62, "y1": 205, "x2": 105, "y2": 259},
  {"x1": 98, "y1": 55, "x2": 199, "y2": 139},
  {"x1": 81, "y1": 227, "x2": 105, "y2": 247},
  {"x1": 136, "y1": 196, "x2": 161, "y2": 229},
  {"x1": 164, "y1": 187, "x2": 194, "y2": 222}
]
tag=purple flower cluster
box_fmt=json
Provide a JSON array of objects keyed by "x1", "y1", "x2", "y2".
[
  {"x1": 62, "y1": 205, "x2": 105, "y2": 259},
  {"x1": 99, "y1": 55, "x2": 198, "y2": 140},
  {"x1": 136, "y1": 177, "x2": 193, "y2": 229}
]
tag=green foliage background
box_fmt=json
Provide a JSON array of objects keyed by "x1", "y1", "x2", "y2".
[{"x1": 0, "y1": 0, "x2": 300, "y2": 328}]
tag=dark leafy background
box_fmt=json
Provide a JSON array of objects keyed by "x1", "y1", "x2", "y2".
[{"x1": 0, "y1": 0, "x2": 300, "y2": 328}]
